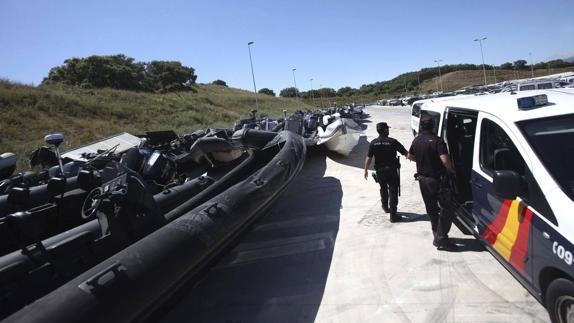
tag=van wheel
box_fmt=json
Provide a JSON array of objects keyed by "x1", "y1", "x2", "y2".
[{"x1": 546, "y1": 278, "x2": 574, "y2": 323}]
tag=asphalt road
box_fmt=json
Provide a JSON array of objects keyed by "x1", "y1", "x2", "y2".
[{"x1": 158, "y1": 105, "x2": 549, "y2": 323}]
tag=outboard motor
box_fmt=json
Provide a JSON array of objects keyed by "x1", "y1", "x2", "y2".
[
  {"x1": 142, "y1": 151, "x2": 175, "y2": 186},
  {"x1": 304, "y1": 115, "x2": 318, "y2": 131},
  {"x1": 0, "y1": 153, "x2": 17, "y2": 181}
]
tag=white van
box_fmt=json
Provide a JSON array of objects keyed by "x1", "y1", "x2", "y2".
[
  {"x1": 420, "y1": 89, "x2": 574, "y2": 323},
  {"x1": 411, "y1": 95, "x2": 472, "y2": 136}
]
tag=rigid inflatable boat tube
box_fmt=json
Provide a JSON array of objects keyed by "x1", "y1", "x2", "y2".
[
  {"x1": 0, "y1": 177, "x2": 215, "y2": 320},
  {"x1": 5, "y1": 131, "x2": 306, "y2": 323},
  {"x1": 163, "y1": 129, "x2": 278, "y2": 222}
]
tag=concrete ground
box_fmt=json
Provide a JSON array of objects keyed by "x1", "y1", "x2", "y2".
[{"x1": 158, "y1": 106, "x2": 549, "y2": 323}]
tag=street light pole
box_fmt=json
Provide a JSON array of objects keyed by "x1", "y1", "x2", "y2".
[
  {"x1": 493, "y1": 65, "x2": 497, "y2": 83},
  {"x1": 474, "y1": 36, "x2": 488, "y2": 85},
  {"x1": 291, "y1": 68, "x2": 298, "y2": 98},
  {"x1": 529, "y1": 52, "x2": 534, "y2": 78},
  {"x1": 319, "y1": 84, "x2": 324, "y2": 108},
  {"x1": 434, "y1": 59, "x2": 443, "y2": 92},
  {"x1": 309, "y1": 78, "x2": 314, "y2": 105},
  {"x1": 247, "y1": 41, "x2": 259, "y2": 112}
]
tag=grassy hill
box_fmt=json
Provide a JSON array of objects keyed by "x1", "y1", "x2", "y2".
[
  {"x1": 420, "y1": 67, "x2": 574, "y2": 93},
  {"x1": 0, "y1": 80, "x2": 312, "y2": 170}
]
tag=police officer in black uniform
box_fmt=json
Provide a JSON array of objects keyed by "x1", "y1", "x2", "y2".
[
  {"x1": 407, "y1": 118, "x2": 457, "y2": 250},
  {"x1": 364, "y1": 122, "x2": 408, "y2": 222}
]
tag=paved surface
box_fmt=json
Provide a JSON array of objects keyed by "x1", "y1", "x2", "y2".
[{"x1": 159, "y1": 106, "x2": 549, "y2": 322}]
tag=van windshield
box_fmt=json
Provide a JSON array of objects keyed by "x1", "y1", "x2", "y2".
[{"x1": 518, "y1": 114, "x2": 574, "y2": 202}]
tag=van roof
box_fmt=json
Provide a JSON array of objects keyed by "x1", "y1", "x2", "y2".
[
  {"x1": 413, "y1": 94, "x2": 474, "y2": 106},
  {"x1": 423, "y1": 88, "x2": 574, "y2": 122}
]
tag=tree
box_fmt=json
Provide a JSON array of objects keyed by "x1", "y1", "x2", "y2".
[
  {"x1": 513, "y1": 59, "x2": 527, "y2": 70},
  {"x1": 212, "y1": 79, "x2": 227, "y2": 87},
  {"x1": 337, "y1": 86, "x2": 358, "y2": 96},
  {"x1": 145, "y1": 61, "x2": 197, "y2": 92},
  {"x1": 258, "y1": 88, "x2": 275, "y2": 96},
  {"x1": 279, "y1": 87, "x2": 299, "y2": 98},
  {"x1": 42, "y1": 54, "x2": 146, "y2": 91},
  {"x1": 500, "y1": 62, "x2": 513, "y2": 70},
  {"x1": 42, "y1": 54, "x2": 197, "y2": 92},
  {"x1": 318, "y1": 88, "x2": 336, "y2": 98}
]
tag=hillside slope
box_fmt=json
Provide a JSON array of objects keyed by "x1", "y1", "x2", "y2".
[
  {"x1": 0, "y1": 81, "x2": 311, "y2": 170},
  {"x1": 420, "y1": 67, "x2": 574, "y2": 93}
]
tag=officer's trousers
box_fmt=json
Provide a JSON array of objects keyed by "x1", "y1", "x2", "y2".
[
  {"x1": 376, "y1": 167, "x2": 399, "y2": 214},
  {"x1": 418, "y1": 175, "x2": 453, "y2": 243}
]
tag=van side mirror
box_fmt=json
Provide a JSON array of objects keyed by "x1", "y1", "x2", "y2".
[{"x1": 493, "y1": 170, "x2": 525, "y2": 200}]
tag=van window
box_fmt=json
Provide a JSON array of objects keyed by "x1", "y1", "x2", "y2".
[
  {"x1": 479, "y1": 119, "x2": 526, "y2": 176},
  {"x1": 419, "y1": 110, "x2": 441, "y2": 135},
  {"x1": 519, "y1": 114, "x2": 574, "y2": 202},
  {"x1": 480, "y1": 118, "x2": 556, "y2": 223}
]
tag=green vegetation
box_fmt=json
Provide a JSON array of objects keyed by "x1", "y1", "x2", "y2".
[
  {"x1": 0, "y1": 80, "x2": 312, "y2": 170},
  {"x1": 43, "y1": 54, "x2": 197, "y2": 93},
  {"x1": 279, "y1": 87, "x2": 299, "y2": 98},
  {"x1": 212, "y1": 80, "x2": 228, "y2": 87},
  {"x1": 258, "y1": 88, "x2": 275, "y2": 96}
]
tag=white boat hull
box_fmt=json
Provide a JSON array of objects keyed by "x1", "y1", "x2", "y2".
[{"x1": 317, "y1": 118, "x2": 361, "y2": 156}]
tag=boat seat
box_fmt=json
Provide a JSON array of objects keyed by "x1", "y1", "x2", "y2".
[
  {"x1": 47, "y1": 177, "x2": 67, "y2": 196},
  {"x1": 77, "y1": 170, "x2": 101, "y2": 192},
  {"x1": 0, "y1": 153, "x2": 17, "y2": 181},
  {"x1": 5, "y1": 203, "x2": 56, "y2": 245}
]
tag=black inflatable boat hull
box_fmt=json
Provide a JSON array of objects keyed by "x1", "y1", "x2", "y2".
[{"x1": 5, "y1": 130, "x2": 306, "y2": 323}]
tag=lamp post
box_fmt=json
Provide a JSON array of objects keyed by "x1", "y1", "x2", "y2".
[
  {"x1": 529, "y1": 52, "x2": 534, "y2": 78},
  {"x1": 434, "y1": 59, "x2": 443, "y2": 92},
  {"x1": 319, "y1": 84, "x2": 324, "y2": 108},
  {"x1": 291, "y1": 68, "x2": 298, "y2": 98},
  {"x1": 474, "y1": 36, "x2": 488, "y2": 85},
  {"x1": 247, "y1": 41, "x2": 259, "y2": 112},
  {"x1": 309, "y1": 78, "x2": 314, "y2": 105}
]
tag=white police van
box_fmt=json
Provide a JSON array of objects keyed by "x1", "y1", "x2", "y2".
[
  {"x1": 420, "y1": 88, "x2": 574, "y2": 323},
  {"x1": 411, "y1": 95, "x2": 472, "y2": 136}
]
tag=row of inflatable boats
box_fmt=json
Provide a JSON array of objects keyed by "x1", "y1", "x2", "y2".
[
  {"x1": 0, "y1": 127, "x2": 306, "y2": 322},
  {"x1": 234, "y1": 104, "x2": 365, "y2": 156}
]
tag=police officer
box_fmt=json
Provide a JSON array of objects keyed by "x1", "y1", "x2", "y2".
[
  {"x1": 407, "y1": 118, "x2": 457, "y2": 250},
  {"x1": 364, "y1": 122, "x2": 408, "y2": 222}
]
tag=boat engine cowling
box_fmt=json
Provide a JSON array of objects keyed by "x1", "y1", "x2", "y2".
[
  {"x1": 142, "y1": 151, "x2": 175, "y2": 185},
  {"x1": 0, "y1": 153, "x2": 17, "y2": 181}
]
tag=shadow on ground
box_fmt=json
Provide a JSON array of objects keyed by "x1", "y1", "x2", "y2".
[
  {"x1": 450, "y1": 237, "x2": 486, "y2": 252},
  {"x1": 157, "y1": 148, "x2": 342, "y2": 323},
  {"x1": 397, "y1": 212, "x2": 429, "y2": 223}
]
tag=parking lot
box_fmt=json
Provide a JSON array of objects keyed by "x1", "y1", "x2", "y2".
[{"x1": 159, "y1": 105, "x2": 549, "y2": 323}]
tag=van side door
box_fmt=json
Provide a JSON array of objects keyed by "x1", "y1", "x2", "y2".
[{"x1": 471, "y1": 114, "x2": 535, "y2": 286}]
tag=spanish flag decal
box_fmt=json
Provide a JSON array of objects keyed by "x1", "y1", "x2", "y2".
[{"x1": 481, "y1": 199, "x2": 533, "y2": 274}]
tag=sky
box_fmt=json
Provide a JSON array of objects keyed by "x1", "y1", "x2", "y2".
[{"x1": 1, "y1": 0, "x2": 573, "y2": 94}]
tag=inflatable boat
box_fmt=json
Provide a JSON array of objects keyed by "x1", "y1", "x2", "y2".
[
  {"x1": 316, "y1": 113, "x2": 362, "y2": 156},
  {"x1": 0, "y1": 129, "x2": 306, "y2": 321}
]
